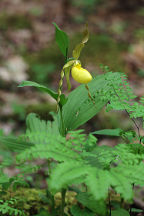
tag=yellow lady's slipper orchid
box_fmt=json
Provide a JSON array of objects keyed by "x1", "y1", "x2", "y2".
[{"x1": 71, "y1": 63, "x2": 92, "y2": 84}]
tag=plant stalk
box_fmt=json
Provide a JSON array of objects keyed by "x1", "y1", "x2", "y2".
[
  {"x1": 61, "y1": 188, "x2": 66, "y2": 216},
  {"x1": 108, "y1": 193, "x2": 111, "y2": 216},
  {"x1": 60, "y1": 49, "x2": 68, "y2": 216}
]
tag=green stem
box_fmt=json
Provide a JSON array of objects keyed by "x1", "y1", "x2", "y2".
[
  {"x1": 60, "y1": 108, "x2": 66, "y2": 136},
  {"x1": 108, "y1": 193, "x2": 111, "y2": 216},
  {"x1": 60, "y1": 49, "x2": 68, "y2": 216},
  {"x1": 61, "y1": 188, "x2": 66, "y2": 216},
  {"x1": 85, "y1": 84, "x2": 96, "y2": 106},
  {"x1": 129, "y1": 184, "x2": 135, "y2": 216}
]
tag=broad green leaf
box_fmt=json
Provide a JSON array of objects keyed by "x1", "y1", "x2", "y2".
[
  {"x1": 59, "y1": 74, "x2": 108, "y2": 133},
  {"x1": 92, "y1": 128, "x2": 123, "y2": 136},
  {"x1": 53, "y1": 22, "x2": 69, "y2": 57},
  {"x1": 59, "y1": 72, "x2": 122, "y2": 133},
  {"x1": 18, "y1": 81, "x2": 57, "y2": 98},
  {"x1": 111, "y1": 208, "x2": 130, "y2": 216},
  {"x1": 18, "y1": 81, "x2": 67, "y2": 106}
]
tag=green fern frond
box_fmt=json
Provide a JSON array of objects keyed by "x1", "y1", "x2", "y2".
[
  {"x1": 96, "y1": 71, "x2": 144, "y2": 122},
  {"x1": 17, "y1": 163, "x2": 42, "y2": 176},
  {"x1": 85, "y1": 169, "x2": 110, "y2": 200},
  {"x1": 48, "y1": 161, "x2": 89, "y2": 194},
  {"x1": 109, "y1": 168, "x2": 133, "y2": 201},
  {"x1": 48, "y1": 160, "x2": 135, "y2": 201},
  {"x1": 25, "y1": 113, "x2": 59, "y2": 144},
  {"x1": 67, "y1": 130, "x2": 97, "y2": 152},
  {"x1": 113, "y1": 163, "x2": 144, "y2": 187},
  {"x1": 114, "y1": 143, "x2": 144, "y2": 165},
  {"x1": 76, "y1": 192, "x2": 106, "y2": 216},
  {"x1": 12, "y1": 107, "x2": 144, "y2": 206},
  {"x1": 84, "y1": 145, "x2": 116, "y2": 169},
  {"x1": 0, "y1": 199, "x2": 25, "y2": 216},
  {"x1": 17, "y1": 139, "x2": 82, "y2": 163},
  {"x1": 0, "y1": 136, "x2": 34, "y2": 152},
  {"x1": 17, "y1": 114, "x2": 96, "y2": 164}
]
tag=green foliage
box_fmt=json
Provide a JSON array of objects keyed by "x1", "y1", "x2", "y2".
[
  {"x1": 92, "y1": 128, "x2": 123, "y2": 136},
  {"x1": 111, "y1": 208, "x2": 130, "y2": 216},
  {"x1": 19, "y1": 81, "x2": 57, "y2": 98},
  {"x1": 18, "y1": 81, "x2": 67, "y2": 106},
  {"x1": 6, "y1": 77, "x2": 144, "y2": 213},
  {"x1": 76, "y1": 192, "x2": 106, "y2": 215},
  {"x1": 0, "y1": 199, "x2": 25, "y2": 216},
  {"x1": 34, "y1": 209, "x2": 51, "y2": 216},
  {"x1": 26, "y1": 112, "x2": 60, "y2": 140},
  {"x1": 59, "y1": 73, "x2": 109, "y2": 133},
  {"x1": 94, "y1": 69, "x2": 144, "y2": 124},
  {"x1": 0, "y1": 174, "x2": 9, "y2": 184},
  {"x1": 0, "y1": 129, "x2": 4, "y2": 136},
  {"x1": 0, "y1": 135, "x2": 34, "y2": 152},
  {"x1": 71, "y1": 205, "x2": 95, "y2": 216},
  {"x1": 1, "y1": 23, "x2": 144, "y2": 216},
  {"x1": 16, "y1": 115, "x2": 85, "y2": 163},
  {"x1": 53, "y1": 23, "x2": 69, "y2": 57},
  {"x1": 14, "y1": 113, "x2": 144, "y2": 206},
  {"x1": 0, "y1": 151, "x2": 14, "y2": 172}
]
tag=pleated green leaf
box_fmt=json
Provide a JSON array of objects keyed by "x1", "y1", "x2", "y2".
[{"x1": 59, "y1": 73, "x2": 109, "y2": 133}]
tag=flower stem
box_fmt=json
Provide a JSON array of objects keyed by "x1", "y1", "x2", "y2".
[{"x1": 61, "y1": 189, "x2": 66, "y2": 216}]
